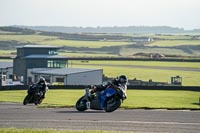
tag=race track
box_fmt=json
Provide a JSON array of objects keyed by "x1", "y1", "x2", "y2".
[{"x1": 0, "y1": 103, "x2": 200, "y2": 132}]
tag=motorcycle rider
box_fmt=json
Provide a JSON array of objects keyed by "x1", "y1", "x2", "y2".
[
  {"x1": 90, "y1": 75, "x2": 128, "y2": 98},
  {"x1": 28, "y1": 83, "x2": 39, "y2": 95},
  {"x1": 37, "y1": 77, "x2": 48, "y2": 98}
]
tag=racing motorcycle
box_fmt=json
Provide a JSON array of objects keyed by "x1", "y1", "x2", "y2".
[
  {"x1": 76, "y1": 85, "x2": 126, "y2": 112},
  {"x1": 23, "y1": 84, "x2": 46, "y2": 105}
]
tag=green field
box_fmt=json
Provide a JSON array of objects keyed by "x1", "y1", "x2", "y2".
[
  {"x1": 148, "y1": 40, "x2": 200, "y2": 47},
  {"x1": 0, "y1": 59, "x2": 199, "y2": 86},
  {"x1": 0, "y1": 35, "x2": 58, "y2": 43},
  {"x1": 70, "y1": 61, "x2": 200, "y2": 86},
  {"x1": 39, "y1": 39, "x2": 133, "y2": 48},
  {"x1": 120, "y1": 47, "x2": 195, "y2": 56},
  {"x1": 149, "y1": 34, "x2": 200, "y2": 39},
  {"x1": 0, "y1": 31, "x2": 199, "y2": 86},
  {"x1": 0, "y1": 34, "x2": 133, "y2": 48},
  {"x1": 0, "y1": 33, "x2": 200, "y2": 57},
  {"x1": 0, "y1": 89, "x2": 199, "y2": 109},
  {"x1": 1, "y1": 32, "x2": 199, "y2": 68},
  {"x1": 60, "y1": 51, "x2": 118, "y2": 57},
  {"x1": 74, "y1": 60, "x2": 200, "y2": 68},
  {"x1": 0, "y1": 50, "x2": 15, "y2": 56}
]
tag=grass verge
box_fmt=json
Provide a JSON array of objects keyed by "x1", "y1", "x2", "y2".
[
  {"x1": 0, "y1": 128, "x2": 118, "y2": 133},
  {"x1": 0, "y1": 89, "x2": 199, "y2": 110}
]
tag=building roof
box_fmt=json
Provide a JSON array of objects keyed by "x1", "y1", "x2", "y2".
[
  {"x1": 16, "y1": 45, "x2": 63, "y2": 49},
  {"x1": 31, "y1": 68, "x2": 102, "y2": 76},
  {"x1": 0, "y1": 62, "x2": 13, "y2": 69},
  {"x1": 23, "y1": 54, "x2": 68, "y2": 59}
]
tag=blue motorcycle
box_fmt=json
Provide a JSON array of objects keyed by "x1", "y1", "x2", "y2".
[{"x1": 76, "y1": 86, "x2": 126, "y2": 112}]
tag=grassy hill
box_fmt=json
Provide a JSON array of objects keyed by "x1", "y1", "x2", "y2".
[
  {"x1": 0, "y1": 27, "x2": 199, "y2": 86},
  {"x1": 0, "y1": 26, "x2": 200, "y2": 58}
]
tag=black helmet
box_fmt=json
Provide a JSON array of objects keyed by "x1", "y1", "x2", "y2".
[
  {"x1": 38, "y1": 77, "x2": 45, "y2": 84},
  {"x1": 118, "y1": 75, "x2": 128, "y2": 85}
]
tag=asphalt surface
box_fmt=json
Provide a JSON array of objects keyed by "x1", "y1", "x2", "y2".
[{"x1": 0, "y1": 103, "x2": 200, "y2": 132}]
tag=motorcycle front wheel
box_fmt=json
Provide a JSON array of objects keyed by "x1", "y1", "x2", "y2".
[
  {"x1": 37, "y1": 97, "x2": 44, "y2": 105},
  {"x1": 104, "y1": 96, "x2": 122, "y2": 112},
  {"x1": 76, "y1": 96, "x2": 87, "y2": 111},
  {"x1": 34, "y1": 94, "x2": 43, "y2": 105},
  {"x1": 23, "y1": 94, "x2": 31, "y2": 105}
]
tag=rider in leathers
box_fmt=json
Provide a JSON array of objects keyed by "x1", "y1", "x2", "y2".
[
  {"x1": 90, "y1": 75, "x2": 128, "y2": 98},
  {"x1": 37, "y1": 77, "x2": 48, "y2": 98}
]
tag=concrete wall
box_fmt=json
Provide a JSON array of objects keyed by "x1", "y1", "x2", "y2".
[
  {"x1": 27, "y1": 68, "x2": 103, "y2": 85},
  {"x1": 66, "y1": 70, "x2": 102, "y2": 85}
]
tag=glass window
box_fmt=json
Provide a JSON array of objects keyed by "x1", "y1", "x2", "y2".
[
  {"x1": 47, "y1": 60, "x2": 66, "y2": 68},
  {"x1": 48, "y1": 50, "x2": 58, "y2": 55},
  {"x1": 9, "y1": 75, "x2": 13, "y2": 79},
  {"x1": 56, "y1": 77, "x2": 64, "y2": 82}
]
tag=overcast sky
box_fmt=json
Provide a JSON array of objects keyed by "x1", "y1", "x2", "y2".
[{"x1": 0, "y1": 0, "x2": 200, "y2": 30}]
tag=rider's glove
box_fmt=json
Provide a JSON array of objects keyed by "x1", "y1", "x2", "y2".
[{"x1": 90, "y1": 85, "x2": 97, "y2": 94}]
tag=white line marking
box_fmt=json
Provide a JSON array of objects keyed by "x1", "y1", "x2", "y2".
[{"x1": 0, "y1": 120, "x2": 199, "y2": 125}]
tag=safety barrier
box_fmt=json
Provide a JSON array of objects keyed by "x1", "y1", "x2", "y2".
[{"x1": 0, "y1": 85, "x2": 200, "y2": 91}]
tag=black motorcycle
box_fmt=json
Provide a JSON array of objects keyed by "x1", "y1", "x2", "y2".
[
  {"x1": 76, "y1": 86, "x2": 126, "y2": 112},
  {"x1": 23, "y1": 84, "x2": 44, "y2": 105}
]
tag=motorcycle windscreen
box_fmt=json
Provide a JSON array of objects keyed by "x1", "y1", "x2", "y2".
[{"x1": 100, "y1": 88, "x2": 117, "y2": 109}]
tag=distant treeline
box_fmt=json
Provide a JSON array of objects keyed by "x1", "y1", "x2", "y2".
[
  {"x1": 15, "y1": 25, "x2": 200, "y2": 34},
  {"x1": 0, "y1": 26, "x2": 36, "y2": 34}
]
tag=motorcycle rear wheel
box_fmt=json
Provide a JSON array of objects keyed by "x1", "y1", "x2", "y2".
[
  {"x1": 76, "y1": 96, "x2": 87, "y2": 111},
  {"x1": 104, "y1": 96, "x2": 121, "y2": 112}
]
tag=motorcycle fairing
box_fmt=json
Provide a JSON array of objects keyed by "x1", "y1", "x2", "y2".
[
  {"x1": 90, "y1": 94, "x2": 102, "y2": 110},
  {"x1": 100, "y1": 88, "x2": 117, "y2": 109}
]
